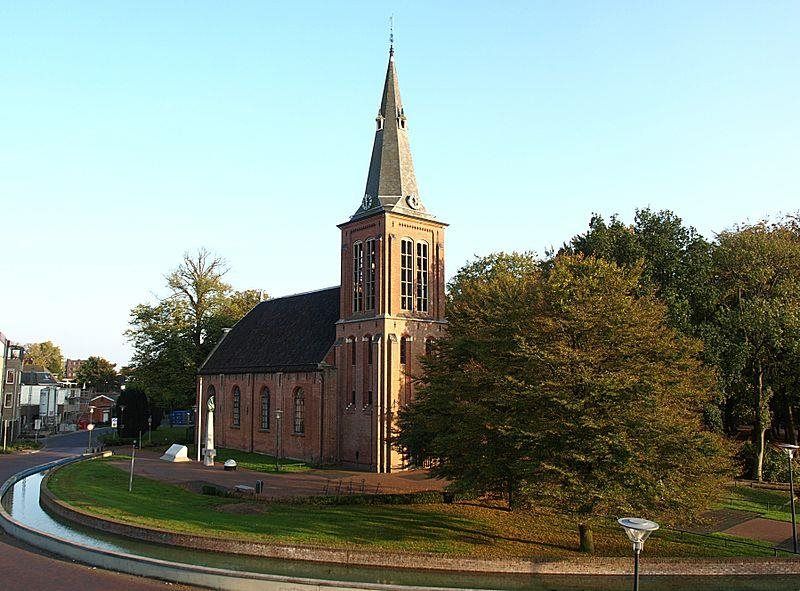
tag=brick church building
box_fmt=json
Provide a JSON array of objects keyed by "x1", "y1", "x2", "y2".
[{"x1": 198, "y1": 47, "x2": 447, "y2": 472}]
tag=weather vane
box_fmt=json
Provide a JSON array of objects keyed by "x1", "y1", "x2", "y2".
[{"x1": 389, "y1": 15, "x2": 394, "y2": 55}]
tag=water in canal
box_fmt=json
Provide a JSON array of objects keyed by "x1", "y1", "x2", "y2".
[{"x1": 2, "y1": 470, "x2": 796, "y2": 591}]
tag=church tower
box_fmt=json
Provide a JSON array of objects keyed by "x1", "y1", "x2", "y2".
[{"x1": 335, "y1": 46, "x2": 447, "y2": 472}]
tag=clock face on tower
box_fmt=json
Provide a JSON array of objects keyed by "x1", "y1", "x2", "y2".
[
  {"x1": 362, "y1": 194, "x2": 373, "y2": 210},
  {"x1": 406, "y1": 194, "x2": 420, "y2": 210}
]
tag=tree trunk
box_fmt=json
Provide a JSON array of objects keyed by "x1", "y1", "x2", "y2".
[
  {"x1": 753, "y1": 361, "x2": 765, "y2": 482},
  {"x1": 578, "y1": 523, "x2": 594, "y2": 553},
  {"x1": 788, "y1": 404, "x2": 797, "y2": 446}
]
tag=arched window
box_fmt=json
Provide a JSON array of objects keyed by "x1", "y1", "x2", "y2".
[
  {"x1": 352, "y1": 241, "x2": 364, "y2": 312},
  {"x1": 293, "y1": 388, "x2": 305, "y2": 434},
  {"x1": 416, "y1": 241, "x2": 429, "y2": 312},
  {"x1": 401, "y1": 238, "x2": 413, "y2": 310},
  {"x1": 231, "y1": 386, "x2": 241, "y2": 427},
  {"x1": 207, "y1": 384, "x2": 216, "y2": 400},
  {"x1": 260, "y1": 387, "x2": 270, "y2": 430},
  {"x1": 365, "y1": 238, "x2": 377, "y2": 310},
  {"x1": 400, "y1": 336, "x2": 408, "y2": 365},
  {"x1": 425, "y1": 337, "x2": 434, "y2": 356},
  {"x1": 350, "y1": 338, "x2": 357, "y2": 366},
  {"x1": 365, "y1": 335, "x2": 373, "y2": 365}
]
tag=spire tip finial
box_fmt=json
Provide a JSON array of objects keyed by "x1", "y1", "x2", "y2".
[{"x1": 389, "y1": 15, "x2": 394, "y2": 58}]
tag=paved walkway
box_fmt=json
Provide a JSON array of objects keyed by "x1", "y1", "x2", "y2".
[
  {"x1": 109, "y1": 448, "x2": 447, "y2": 499},
  {"x1": 722, "y1": 517, "x2": 794, "y2": 545}
]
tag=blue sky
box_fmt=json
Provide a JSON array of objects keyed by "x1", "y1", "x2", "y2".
[{"x1": 1, "y1": 1, "x2": 798, "y2": 366}]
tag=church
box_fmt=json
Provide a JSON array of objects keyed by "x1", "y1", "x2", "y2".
[{"x1": 197, "y1": 47, "x2": 447, "y2": 473}]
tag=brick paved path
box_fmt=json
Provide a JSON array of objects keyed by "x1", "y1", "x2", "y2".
[{"x1": 110, "y1": 448, "x2": 447, "y2": 499}]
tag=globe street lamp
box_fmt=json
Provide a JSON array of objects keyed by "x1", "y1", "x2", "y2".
[
  {"x1": 777, "y1": 443, "x2": 799, "y2": 553},
  {"x1": 87, "y1": 405, "x2": 96, "y2": 452},
  {"x1": 618, "y1": 517, "x2": 659, "y2": 591}
]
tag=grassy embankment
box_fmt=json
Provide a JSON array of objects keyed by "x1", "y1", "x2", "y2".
[
  {"x1": 46, "y1": 458, "x2": 775, "y2": 559},
  {"x1": 718, "y1": 485, "x2": 792, "y2": 522},
  {"x1": 0, "y1": 439, "x2": 42, "y2": 454}
]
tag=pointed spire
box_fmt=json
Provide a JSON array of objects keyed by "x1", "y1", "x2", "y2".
[{"x1": 352, "y1": 46, "x2": 433, "y2": 221}]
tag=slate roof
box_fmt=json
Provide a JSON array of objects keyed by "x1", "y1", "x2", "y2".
[
  {"x1": 349, "y1": 48, "x2": 438, "y2": 224},
  {"x1": 198, "y1": 287, "x2": 340, "y2": 375}
]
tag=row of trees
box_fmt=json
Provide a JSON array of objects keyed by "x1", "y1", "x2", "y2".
[
  {"x1": 561, "y1": 210, "x2": 800, "y2": 480},
  {"x1": 125, "y1": 248, "x2": 265, "y2": 410},
  {"x1": 24, "y1": 341, "x2": 120, "y2": 392},
  {"x1": 397, "y1": 209, "x2": 800, "y2": 550}
]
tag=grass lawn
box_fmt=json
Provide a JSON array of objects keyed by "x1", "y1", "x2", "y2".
[
  {"x1": 210, "y1": 447, "x2": 309, "y2": 473},
  {"x1": 46, "y1": 458, "x2": 773, "y2": 559},
  {"x1": 718, "y1": 484, "x2": 793, "y2": 522},
  {"x1": 112, "y1": 427, "x2": 309, "y2": 473}
]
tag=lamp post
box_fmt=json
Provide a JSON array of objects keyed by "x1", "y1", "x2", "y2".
[
  {"x1": 275, "y1": 409, "x2": 283, "y2": 472},
  {"x1": 777, "y1": 443, "x2": 799, "y2": 553},
  {"x1": 618, "y1": 517, "x2": 659, "y2": 591},
  {"x1": 87, "y1": 405, "x2": 96, "y2": 452},
  {"x1": 118, "y1": 404, "x2": 125, "y2": 436}
]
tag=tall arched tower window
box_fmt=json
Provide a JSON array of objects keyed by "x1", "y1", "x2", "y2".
[
  {"x1": 401, "y1": 238, "x2": 414, "y2": 310},
  {"x1": 231, "y1": 386, "x2": 241, "y2": 427},
  {"x1": 293, "y1": 388, "x2": 305, "y2": 434},
  {"x1": 260, "y1": 387, "x2": 270, "y2": 430},
  {"x1": 352, "y1": 242, "x2": 364, "y2": 312},
  {"x1": 400, "y1": 336, "x2": 408, "y2": 365},
  {"x1": 365, "y1": 238, "x2": 377, "y2": 310},
  {"x1": 416, "y1": 241, "x2": 429, "y2": 312}
]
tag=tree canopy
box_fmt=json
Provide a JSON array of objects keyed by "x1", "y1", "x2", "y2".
[
  {"x1": 76, "y1": 356, "x2": 119, "y2": 392},
  {"x1": 708, "y1": 219, "x2": 800, "y2": 480},
  {"x1": 24, "y1": 341, "x2": 65, "y2": 378},
  {"x1": 397, "y1": 252, "x2": 732, "y2": 551},
  {"x1": 126, "y1": 248, "x2": 264, "y2": 410}
]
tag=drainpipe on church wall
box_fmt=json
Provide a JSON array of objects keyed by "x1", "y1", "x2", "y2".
[
  {"x1": 250, "y1": 374, "x2": 255, "y2": 453},
  {"x1": 196, "y1": 376, "x2": 203, "y2": 462}
]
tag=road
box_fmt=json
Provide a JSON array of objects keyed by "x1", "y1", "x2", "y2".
[{"x1": 0, "y1": 430, "x2": 196, "y2": 591}]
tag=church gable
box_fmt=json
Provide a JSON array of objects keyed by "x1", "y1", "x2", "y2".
[{"x1": 199, "y1": 287, "x2": 340, "y2": 375}]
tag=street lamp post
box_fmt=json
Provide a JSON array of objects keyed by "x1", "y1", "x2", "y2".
[
  {"x1": 87, "y1": 405, "x2": 96, "y2": 452},
  {"x1": 618, "y1": 517, "x2": 659, "y2": 591},
  {"x1": 777, "y1": 443, "x2": 799, "y2": 553},
  {"x1": 275, "y1": 409, "x2": 283, "y2": 472}
]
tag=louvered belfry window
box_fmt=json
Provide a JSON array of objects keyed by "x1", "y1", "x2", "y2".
[
  {"x1": 401, "y1": 239, "x2": 413, "y2": 310},
  {"x1": 416, "y1": 241, "x2": 429, "y2": 312},
  {"x1": 365, "y1": 238, "x2": 377, "y2": 310},
  {"x1": 353, "y1": 242, "x2": 364, "y2": 312}
]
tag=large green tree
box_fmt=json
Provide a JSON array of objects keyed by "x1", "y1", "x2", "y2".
[
  {"x1": 709, "y1": 219, "x2": 800, "y2": 480},
  {"x1": 75, "y1": 356, "x2": 119, "y2": 392},
  {"x1": 563, "y1": 208, "x2": 715, "y2": 333},
  {"x1": 24, "y1": 341, "x2": 65, "y2": 378},
  {"x1": 397, "y1": 253, "x2": 731, "y2": 551},
  {"x1": 126, "y1": 249, "x2": 264, "y2": 409}
]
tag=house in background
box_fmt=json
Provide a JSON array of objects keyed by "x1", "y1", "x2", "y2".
[
  {"x1": 2, "y1": 338, "x2": 25, "y2": 445},
  {"x1": 87, "y1": 394, "x2": 117, "y2": 425},
  {"x1": 64, "y1": 358, "x2": 85, "y2": 382}
]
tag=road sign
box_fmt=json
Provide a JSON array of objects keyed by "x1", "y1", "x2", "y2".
[
  {"x1": 111, "y1": 418, "x2": 118, "y2": 428},
  {"x1": 34, "y1": 419, "x2": 41, "y2": 431},
  {"x1": 87, "y1": 423, "x2": 95, "y2": 431}
]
